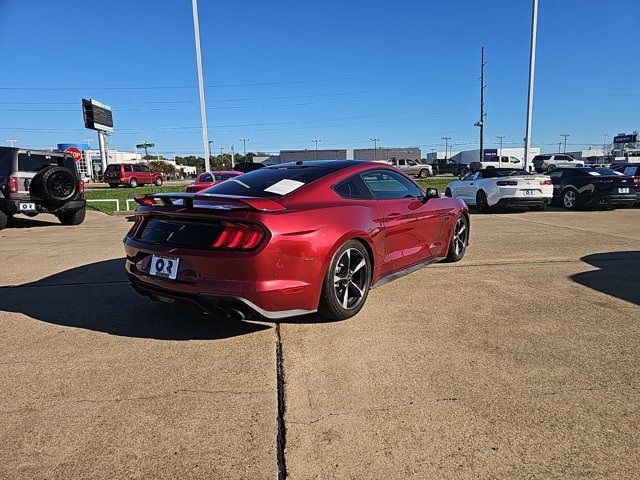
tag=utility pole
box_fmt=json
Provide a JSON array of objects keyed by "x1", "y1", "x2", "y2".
[
  {"x1": 441, "y1": 137, "x2": 451, "y2": 159},
  {"x1": 311, "y1": 139, "x2": 322, "y2": 160},
  {"x1": 191, "y1": 0, "x2": 211, "y2": 172},
  {"x1": 239, "y1": 138, "x2": 249, "y2": 156},
  {"x1": 475, "y1": 46, "x2": 487, "y2": 162},
  {"x1": 560, "y1": 134, "x2": 570, "y2": 154},
  {"x1": 523, "y1": 0, "x2": 539, "y2": 172},
  {"x1": 6, "y1": 139, "x2": 18, "y2": 147},
  {"x1": 370, "y1": 138, "x2": 380, "y2": 161},
  {"x1": 497, "y1": 136, "x2": 506, "y2": 159}
]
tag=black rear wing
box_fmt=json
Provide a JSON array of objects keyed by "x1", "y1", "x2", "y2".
[{"x1": 134, "y1": 192, "x2": 285, "y2": 212}]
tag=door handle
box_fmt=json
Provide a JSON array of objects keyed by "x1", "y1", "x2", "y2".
[{"x1": 386, "y1": 213, "x2": 402, "y2": 221}]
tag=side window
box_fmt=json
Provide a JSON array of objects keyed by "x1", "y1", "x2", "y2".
[
  {"x1": 462, "y1": 172, "x2": 478, "y2": 181},
  {"x1": 398, "y1": 159, "x2": 406, "y2": 166},
  {"x1": 333, "y1": 176, "x2": 371, "y2": 200},
  {"x1": 132, "y1": 165, "x2": 142, "y2": 172},
  {"x1": 139, "y1": 165, "x2": 150, "y2": 172},
  {"x1": 360, "y1": 170, "x2": 423, "y2": 200},
  {"x1": 510, "y1": 157, "x2": 520, "y2": 163},
  {"x1": 124, "y1": 165, "x2": 132, "y2": 172},
  {"x1": 549, "y1": 170, "x2": 563, "y2": 181}
]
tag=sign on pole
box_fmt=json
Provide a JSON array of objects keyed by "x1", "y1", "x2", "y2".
[
  {"x1": 82, "y1": 99, "x2": 114, "y2": 132},
  {"x1": 613, "y1": 134, "x2": 637, "y2": 144}
]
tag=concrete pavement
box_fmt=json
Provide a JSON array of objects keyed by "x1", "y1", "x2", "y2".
[{"x1": 0, "y1": 209, "x2": 639, "y2": 479}]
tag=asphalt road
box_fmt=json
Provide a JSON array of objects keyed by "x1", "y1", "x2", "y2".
[{"x1": 0, "y1": 208, "x2": 638, "y2": 479}]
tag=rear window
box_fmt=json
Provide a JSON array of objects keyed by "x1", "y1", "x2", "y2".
[
  {"x1": 482, "y1": 169, "x2": 529, "y2": 178},
  {"x1": 203, "y1": 166, "x2": 333, "y2": 197},
  {"x1": 105, "y1": 165, "x2": 119, "y2": 173},
  {"x1": 214, "y1": 173, "x2": 239, "y2": 181},
  {"x1": 533, "y1": 155, "x2": 551, "y2": 161},
  {"x1": 17, "y1": 152, "x2": 76, "y2": 174}
]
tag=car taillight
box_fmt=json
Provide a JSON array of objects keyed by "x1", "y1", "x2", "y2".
[
  {"x1": 211, "y1": 222, "x2": 265, "y2": 250},
  {"x1": 496, "y1": 180, "x2": 518, "y2": 186},
  {"x1": 134, "y1": 195, "x2": 157, "y2": 206},
  {"x1": 539, "y1": 179, "x2": 552, "y2": 185},
  {"x1": 634, "y1": 178, "x2": 640, "y2": 185},
  {"x1": 8, "y1": 176, "x2": 18, "y2": 193},
  {"x1": 78, "y1": 180, "x2": 85, "y2": 194}
]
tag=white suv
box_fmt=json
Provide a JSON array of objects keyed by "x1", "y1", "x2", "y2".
[{"x1": 532, "y1": 154, "x2": 583, "y2": 173}]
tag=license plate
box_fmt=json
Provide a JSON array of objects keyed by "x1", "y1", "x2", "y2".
[
  {"x1": 522, "y1": 190, "x2": 538, "y2": 195},
  {"x1": 149, "y1": 255, "x2": 180, "y2": 280},
  {"x1": 18, "y1": 202, "x2": 36, "y2": 212},
  {"x1": 618, "y1": 187, "x2": 629, "y2": 194}
]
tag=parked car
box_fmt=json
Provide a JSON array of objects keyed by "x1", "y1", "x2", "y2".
[
  {"x1": 470, "y1": 155, "x2": 524, "y2": 171},
  {"x1": 445, "y1": 168, "x2": 552, "y2": 212},
  {"x1": 104, "y1": 163, "x2": 163, "y2": 188},
  {"x1": 233, "y1": 162, "x2": 265, "y2": 173},
  {"x1": 532, "y1": 154, "x2": 584, "y2": 173},
  {"x1": 126, "y1": 160, "x2": 469, "y2": 321},
  {"x1": 385, "y1": 158, "x2": 433, "y2": 178},
  {"x1": 611, "y1": 163, "x2": 640, "y2": 206},
  {"x1": 548, "y1": 167, "x2": 639, "y2": 209},
  {"x1": 431, "y1": 158, "x2": 470, "y2": 177},
  {"x1": 185, "y1": 171, "x2": 242, "y2": 193},
  {"x1": 0, "y1": 147, "x2": 86, "y2": 229}
]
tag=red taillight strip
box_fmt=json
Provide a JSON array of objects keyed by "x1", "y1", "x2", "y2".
[
  {"x1": 211, "y1": 222, "x2": 265, "y2": 250},
  {"x1": 539, "y1": 179, "x2": 552, "y2": 185},
  {"x1": 8, "y1": 176, "x2": 18, "y2": 193}
]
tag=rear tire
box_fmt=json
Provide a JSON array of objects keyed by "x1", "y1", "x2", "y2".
[
  {"x1": 458, "y1": 167, "x2": 469, "y2": 177},
  {"x1": 561, "y1": 188, "x2": 578, "y2": 210},
  {"x1": 444, "y1": 215, "x2": 468, "y2": 263},
  {"x1": 129, "y1": 178, "x2": 138, "y2": 188},
  {"x1": 57, "y1": 208, "x2": 86, "y2": 226},
  {"x1": 318, "y1": 240, "x2": 371, "y2": 321},
  {"x1": 154, "y1": 177, "x2": 163, "y2": 186},
  {"x1": 476, "y1": 190, "x2": 491, "y2": 213},
  {"x1": 547, "y1": 165, "x2": 556, "y2": 172}
]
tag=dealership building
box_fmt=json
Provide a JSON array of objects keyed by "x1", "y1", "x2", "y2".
[{"x1": 271, "y1": 147, "x2": 422, "y2": 164}]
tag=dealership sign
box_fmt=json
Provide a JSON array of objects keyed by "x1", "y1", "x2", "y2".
[
  {"x1": 483, "y1": 148, "x2": 498, "y2": 161},
  {"x1": 613, "y1": 133, "x2": 637, "y2": 144},
  {"x1": 82, "y1": 98, "x2": 114, "y2": 132}
]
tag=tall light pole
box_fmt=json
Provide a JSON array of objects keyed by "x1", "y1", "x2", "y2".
[
  {"x1": 523, "y1": 0, "x2": 539, "y2": 173},
  {"x1": 191, "y1": 0, "x2": 211, "y2": 172},
  {"x1": 497, "y1": 135, "x2": 506, "y2": 159},
  {"x1": 6, "y1": 139, "x2": 18, "y2": 147},
  {"x1": 230, "y1": 145, "x2": 235, "y2": 168},
  {"x1": 239, "y1": 138, "x2": 249, "y2": 156},
  {"x1": 441, "y1": 137, "x2": 451, "y2": 159},
  {"x1": 476, "y1": 46, "x2": 486, "y2": 162},
  {"x1": 602, "y1": 134, "x2": 608, "y2": 161},
  {"x1": 560, "y1": 133, "x2": 570, "y2": 154},
  {"x1": 311, "y1": 139, "x2": 321, "y2": 160},
  {"x1": 371, "y1": 138, "x2": 380, "y2": 161}
]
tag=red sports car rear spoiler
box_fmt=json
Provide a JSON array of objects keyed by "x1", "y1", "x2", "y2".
[{"x1": 134, "y1": 192, "x2": 286, "y2": 212}]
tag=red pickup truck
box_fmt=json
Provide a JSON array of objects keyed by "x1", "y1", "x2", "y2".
[{"x1": 104, "y1": 163, "x2": 163, "y2": 188}]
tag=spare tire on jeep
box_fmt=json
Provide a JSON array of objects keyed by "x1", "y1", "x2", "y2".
[{"x1": 29, "y1": 165, "x2": 78, "y2": 206}]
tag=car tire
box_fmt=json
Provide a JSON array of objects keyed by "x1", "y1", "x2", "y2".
[
  {"x1": 418, "y1": 169, "x2": 430, "y2": 178},
  {"x1": 445, "y1": 187, "x2": 452, "y2": 197},
  {"x1": 459, "y1": 167, "x2": 469, "y2": 177},
  {"x1": 561, "y1": 188, "x2": 578, "y2": 210},
  {"x1": 154, "y1": 177, "x2": 163, "y2": 186},
  {"x1": 444, "y1": 215, "x2": 468, "y2": 263},
  {"x1": 318, "y1": 240, "x2": 371, "y2": 321},
  {"x1": 129, "y1": 178, "x2": 138, "y2": 188},
  {"x1": 547, "y1": 165, "x2": 556, "y2": 172},
  {"x1": 0, "y1": 210, "x2": 7, "y2": 230},
  {"x1": 57, "y1": 208, "x2": 86, "y2": 226},
  {"x1": 476, "y1": 190, "x2": 491, "y2": 213}
]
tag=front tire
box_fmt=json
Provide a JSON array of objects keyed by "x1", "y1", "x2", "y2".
[
  {"x1": 57, "y1": 208, "x2": 86, "y2": 226},
  {"x1": 129, "y1": 178, "x2": 138, "y2": 188},
  {"x1": 444, "y1": 215, "x2": 468, "y2": 263},
  {"x1": 418, "y1": 169, "x2": 430, "y2": 178},
  {"x1": 319, "y1": 240, "x2": 371, "y2": 321},
  {"x1": 154, "y1": 177, "x2": 163, "y2": 186}
]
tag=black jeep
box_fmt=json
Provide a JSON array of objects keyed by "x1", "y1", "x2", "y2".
[{"x1": 0, "y1": 147, "x2": 86, "y2": 230}]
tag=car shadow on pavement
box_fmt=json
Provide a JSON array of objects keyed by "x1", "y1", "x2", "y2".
[
  {"x1": 570, "y1": 251, "x2": 640, "y2": 306},
  {"x1": 7, "y1": 215, "x2": 59, "y2": 228},
  {"x1": 0, "y1": 259, "x2": 271, "y2": 340}
]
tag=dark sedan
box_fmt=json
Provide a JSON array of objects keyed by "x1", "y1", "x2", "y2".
[{"x1": 548, "y1": 167, "x2": 639, "y2": 209}]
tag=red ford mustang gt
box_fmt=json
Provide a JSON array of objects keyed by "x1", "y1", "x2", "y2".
[{"x1": 124, "y1": 160, "x2": 469, "y2": 320}]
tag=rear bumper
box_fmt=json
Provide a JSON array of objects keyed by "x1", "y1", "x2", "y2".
[
  {"x1": 493, "y1": 197, "x2": 550, "y2": 208},
  {"x1": 124, "y1": 237, "x2": 320, "y2": 319},
  {"x1": 0, "y1": 198, "x2": 85, "y2": 214},
  {"x1": 583, "y1": 193, "x2": 639, "y2": 206}
]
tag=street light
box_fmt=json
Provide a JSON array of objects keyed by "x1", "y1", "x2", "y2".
[
  {"x1": 311, "y1": 139, "x2": 321, "y2": 160},
  {"x1": 523, "y1": 0, "x2": 539, "y2": 172},
  {"x1": 370, "y1": 138, "x2": 380, "y2": 161},
  {"x1": 191, "y1": 0, "x2": 211, "y2": 172}
]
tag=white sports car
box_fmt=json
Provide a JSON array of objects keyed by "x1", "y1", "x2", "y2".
[{"x1": 445, "y1": 168, "x2": 553, "y2": 212}]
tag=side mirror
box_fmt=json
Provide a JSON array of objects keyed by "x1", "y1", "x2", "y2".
[{"x1": 422, "y1": 187, "x2": 439, "y2": 202}]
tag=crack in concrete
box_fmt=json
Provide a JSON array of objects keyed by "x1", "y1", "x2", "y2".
[{"x1": 275, "y1": 323, "x2": 287, "y2": 480}]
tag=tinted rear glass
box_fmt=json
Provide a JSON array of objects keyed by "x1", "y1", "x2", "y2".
[
  {"x1": 483, "y1": 169, "x2": 529, "y2": 178},
  {"x1": 203, "y1": 166, "x2": 333, "y2": 197},
  {"x1": 17, "y1": 153, "x2": 76, "y2": 174},
  {"x1": 533, "y1": 155, "x2": 551, "y2": 161},
  {"x1": 105, "y1": 164, "x2": 119, "y2": 172}
]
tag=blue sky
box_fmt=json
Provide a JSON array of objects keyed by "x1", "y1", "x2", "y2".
[{"x1": 0, "y1": 0, "x2": 638, "y2": 157}]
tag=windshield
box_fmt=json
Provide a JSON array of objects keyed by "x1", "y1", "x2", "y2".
[{"x1": 202, "y1": 165, "x2": 334, "y2": 197}]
